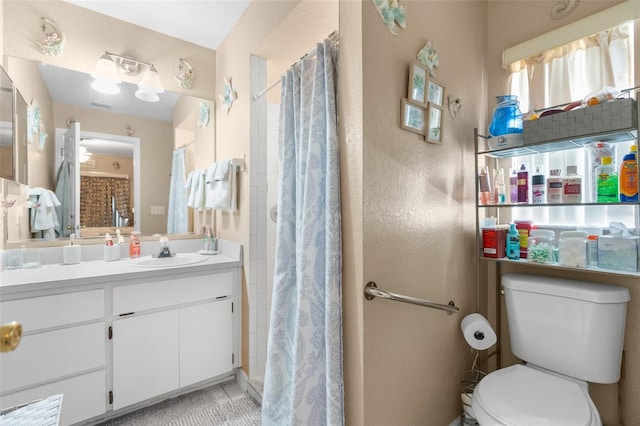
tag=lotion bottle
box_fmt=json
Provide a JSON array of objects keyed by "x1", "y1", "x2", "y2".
[{"x1": 506, "y1": 223, "x2": 520, "y2": 260}]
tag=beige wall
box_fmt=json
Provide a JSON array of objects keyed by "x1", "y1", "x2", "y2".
[
  {"x1": 339, "y1": 1, "x2": 486, "y2": 424},
  {"x1": 486, "y1": 2, "x2": 640, "y2": 424}
]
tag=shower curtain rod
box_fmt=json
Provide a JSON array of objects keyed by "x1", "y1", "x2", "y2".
[{"x1": 253, "y1": 31, "x2": 338, "y2": 101}]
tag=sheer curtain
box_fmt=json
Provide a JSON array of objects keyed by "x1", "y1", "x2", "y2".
[
  {"x1": 509, "y1": 21, "x2": 634, "y2": 112},
  {"x1": 262, "y1": 34, "x2": 344, "y2": 426}
]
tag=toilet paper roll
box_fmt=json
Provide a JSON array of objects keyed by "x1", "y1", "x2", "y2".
[{"x1": 461, "y1": 313, "x2": 497, "y2": 350}]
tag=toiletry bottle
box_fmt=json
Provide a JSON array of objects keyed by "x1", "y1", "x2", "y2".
[
  {"x1": 506, "y1": 223, "x2": 520, "y2": 260},
  {"x1": 531, "y1": 165, "x2": 545, "y2": 204},
  {"x1": 509, "y1": 167, "x2": 518, "y2": 203},
  {"x1": 478, "y1": 166, "x2": 492, "y2": 205},
  {"x1": 547, "y1": 169, "x2": 563, "y2": 204},
  {"x1": 517, "y1": 162, "x2": 529, "y2": 204},
  {"x1": 129, "y1": 232, "x2": 141, "y2": 258},
  {"x1": 620, "y1": 144, "x2": 638, "y2": 202},
  {"x1": 515, "y1": 220, "x2": 533, "y2": 259},
  {"x1": 105, "y1": 233, "x2": 114, "y2": 246},
  {"x1": 203, "y1": 226, "x2": 212, "y2": 252},
  {"x1": 596, "y1": 156, "x2": 618, "y2": 203},
  {"x1": 562, "y1": 165, "x2": 582, "y2": 203},
  {"x1": 493, "y1": 168, "x2": 506, "y2": 204}
]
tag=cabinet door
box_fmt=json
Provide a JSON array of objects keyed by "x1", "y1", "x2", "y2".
[
  {"x1": 112, "y1": 310, "x2": 179, "y2": 410},
  {"x1": 179, "y1": 300, "x2": 233, "y2": 387}
]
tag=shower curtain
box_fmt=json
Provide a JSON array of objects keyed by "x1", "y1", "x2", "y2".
[
  {"x1": 262, "y1": 34, "x2": 343, "y2": 425},
  {"x1": 167, "y1": 148, "x2": 188, "y2": 233}
]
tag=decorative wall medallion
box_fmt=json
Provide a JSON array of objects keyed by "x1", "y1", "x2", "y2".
[
  {"x1": 372, "y1": 0, "x2": 406, "y2": 36},
  {"x1": 219, "y1": 77, "x2": 237, "y2": 115},
  {"x1": 448, "y1": 96, "x2": 462, "y2": 119},
  {"x1": 35, "y1": 17, "x2": 65, "y2": 56},
  {"x1": 551, "y1": 0, "x2": 580, "y2": 19},
  {"x1": 417, "y1": 40, "x2": 439, "y2": 77},
  {"x1": 198, "y1": 102, "x2": 210, "y2": 128}
]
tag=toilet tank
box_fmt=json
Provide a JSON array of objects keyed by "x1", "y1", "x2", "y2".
[{"x1": 502, "y1": 273, "x2": 630, "y2": 384}]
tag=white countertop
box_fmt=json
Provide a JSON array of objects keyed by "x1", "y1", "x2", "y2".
[{"x1": 0, "y1": 240, "x2": 243, "y2": 297}]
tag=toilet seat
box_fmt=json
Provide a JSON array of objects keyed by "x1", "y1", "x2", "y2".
[{"x1": 472, "y1": 364, "x2": 599, "y2": 426}]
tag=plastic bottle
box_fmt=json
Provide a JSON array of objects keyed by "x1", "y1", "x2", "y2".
[
  {"x1": 531, "y1": 165, "x2": 545, "y2": 204},
  {"x1": 547, "y1": 169, "x2": 563, "y2": 204},
  {"x1": 562, "y1": 165, "x2": 582, "y2": 203},
  {"x1": 517, "y1": 162, "x2": 529, "y2": 204},
  {"x1": 129, "y1": 232, "x2": 141, "y2": 258},
  {"x1": 489, "y1": 95, "x2": 523, "y2": 136},
  {"x1": 619, "y1": 144, "x2": 638, "y2": 202},
  {"x1": 509, "y1": 167, "x2": 518, "y2": 204},
  {"x1": 493, "y1": 168, "x2": 506, "y2": 204},
  {"x1": 478, "y1": 166, "x2": 492, "y2": 205},
  {"x1": 515, "y1": 220, "x2": 533, "y2": 259},
  {"x1": 596, "y1": 156, "x2": 618, "y2": 203},
  {"x1": 506, "y1": 223, "x2": 520, "y2": 260}
]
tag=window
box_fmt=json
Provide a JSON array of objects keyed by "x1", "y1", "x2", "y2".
[{"x1": 504, "y1": 22, "x2": 636, "y2": 229}]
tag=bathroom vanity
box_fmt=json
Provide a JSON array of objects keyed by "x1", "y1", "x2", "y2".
[{"x1": 0, "y1": 240, "x2": 242, "y2": 425}]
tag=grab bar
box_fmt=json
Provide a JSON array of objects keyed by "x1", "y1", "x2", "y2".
[{"x1": 364, "y1": 281, "x2": 460, "y2": 315}]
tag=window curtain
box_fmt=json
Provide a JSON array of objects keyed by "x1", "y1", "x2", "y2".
[
  {"x1": 80, "y1": 175, "x2": 130, "y2": 227},
  {"x1": 262, "y1": 33, "x2": 344, "y2": 426},
  {"x1": 509, "y1": 22, "x2": 633, "y2": 112}
]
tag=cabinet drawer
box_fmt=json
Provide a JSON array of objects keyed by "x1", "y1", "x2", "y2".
[
  {"x1": 113, "y1": 270, "x2": 232, "y2": 315},
  {"x1": 0, "y1": 370, "x2": 106, "y2": 426},
  {"x1": 0, "y1": 289, "x2": 104, "y2": 332},
  {"x1": 0, "y1": 322, "x2": 105, "y2": 392}
]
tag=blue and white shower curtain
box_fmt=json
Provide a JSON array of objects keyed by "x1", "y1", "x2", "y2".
[
  {"x1": 167, "y1": 148, "x2": 188, "y2": 233},
  {"x1": 262, "y1": 35, "x2": 343, "y2": 425}
]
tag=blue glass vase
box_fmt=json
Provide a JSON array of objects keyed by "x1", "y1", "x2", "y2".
[{"x1": 489, "y1": 95, "x2": 523, "y2": 136}]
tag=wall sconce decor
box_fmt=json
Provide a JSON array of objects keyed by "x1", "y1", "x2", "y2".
[
  {"x1": 175, "y1": 58, "x2": 194, "y2": 89},
  {"x1": 372, "y1": 0, "x2": 406, "y2": 36},
  {"x1": 35, "y1": 17, "x2": 65, "y2": 56},
  {"x1": 220, "y1": 77, "x2": 237, "y2": 115},
  {"x1": 417, "y1": 40, "x2": 439, "y2": 77},
  {"x1": 91, "y1": 51, "x2": 164, "y2": 102}
]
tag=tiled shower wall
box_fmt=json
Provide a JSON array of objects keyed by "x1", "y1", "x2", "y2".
[{"x1": 249, "y1": 55, "x2": 278, "y2": 381}]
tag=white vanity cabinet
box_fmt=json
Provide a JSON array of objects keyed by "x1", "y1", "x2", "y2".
[
  {"x1": 111, "y1": 269, "x2": 236, "y2": 411},
  {"x1": 0, "y1": 290, "x2": 107, "y2": 426}
]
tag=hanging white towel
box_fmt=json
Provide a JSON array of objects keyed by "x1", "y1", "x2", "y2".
[
  {"x1": 28, "y1": 187, "x2": 61, "y2": 240},
  {"x1": 205, "y1": 162, "x2": 218, "y2": 184},
  {"x1": 205, "y1": 159, "x2": 237, "y2": 212},
  {"x1": 186, "y1": 169, "x2": 206, "y2": 211},
  {"x1": 167, "y1": 148, "x2": 188, "y2": 233}
]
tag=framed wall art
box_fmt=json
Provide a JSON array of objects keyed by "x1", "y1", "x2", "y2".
[
  {"x1": 426, "y1": 77, "x2": 445, "y2": 108},
  {"x1": 401, "y1": 98, "x2": 426, "y2": 135},
  {"x1": 408, "y1": 62, "x2": 428, "y2": 106},
  {"x1": 426, "y1": 104, "x2": 443, "y2": 144}
]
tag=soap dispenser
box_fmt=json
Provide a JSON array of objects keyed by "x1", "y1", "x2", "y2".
[{"x1": 63, "y1": 234, "x2": 81, "y2": 265}]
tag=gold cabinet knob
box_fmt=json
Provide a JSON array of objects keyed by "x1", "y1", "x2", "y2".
[{"x1": 0, "y1": 322, "x2": 22, "y2": 353}]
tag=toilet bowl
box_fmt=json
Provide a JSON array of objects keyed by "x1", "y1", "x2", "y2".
[
  {"x1": 471, "y1": 364, "x2": 601, "y2": 426},
  {"x1": 470, "y1": 274, "x2": 630, "y2": 426}
]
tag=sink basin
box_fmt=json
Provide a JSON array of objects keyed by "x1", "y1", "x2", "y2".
[{"x1": 130, "y1": 255, "x2": 206, "y2": 268}]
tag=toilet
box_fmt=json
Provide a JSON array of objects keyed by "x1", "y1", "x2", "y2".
[{"x1": 471, "y1": 273, "x2": 630, "y2": 426}]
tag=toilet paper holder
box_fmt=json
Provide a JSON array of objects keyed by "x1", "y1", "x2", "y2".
[{"x1": 363, "y1": 281, "x2": 460, "y2": 315}]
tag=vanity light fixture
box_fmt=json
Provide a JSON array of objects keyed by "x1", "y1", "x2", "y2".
[{"x1": 90, "y1": 52, "x2": 164, "y2": 102}]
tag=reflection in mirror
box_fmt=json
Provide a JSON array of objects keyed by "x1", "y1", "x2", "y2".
[
  {"x1": 0, "y1": 67, "x2": 14, "y2": 181},
  {"x1": 5, "y1": 57, "x2": 211, "y2": 245},
  {"x1": 14, "y1": 90, "x2": 28, "y2": 185}
]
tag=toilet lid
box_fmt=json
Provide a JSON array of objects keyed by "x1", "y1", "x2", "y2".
[{"x1": 475, "y1": 365, "x2": 593, "y2": 426}]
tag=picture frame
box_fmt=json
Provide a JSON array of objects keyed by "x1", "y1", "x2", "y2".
[
  {"x1": 401, "y1": 98, "x2": 426, "y2": 135},
  {"x1": 408, "y1": 62, "x2": 428, "y2": 106},
  {"x1": 426, "y1": 104, "x2": 443, "y2": 144},
  {"x1": 426, "y1": 77, "x2": 445, "y2": 107}
]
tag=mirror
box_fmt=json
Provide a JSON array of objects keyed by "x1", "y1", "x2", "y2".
[
  {"x1": 4, "y1": 56, "x2": 213, "y2": 244},
  {"x1": 0, "y1": 67, "x2": 14, "y2": 181}
]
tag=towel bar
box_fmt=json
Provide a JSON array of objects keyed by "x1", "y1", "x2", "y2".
[{"x1": 364, "y1": 281, "x2": 460, "y2": 315}]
